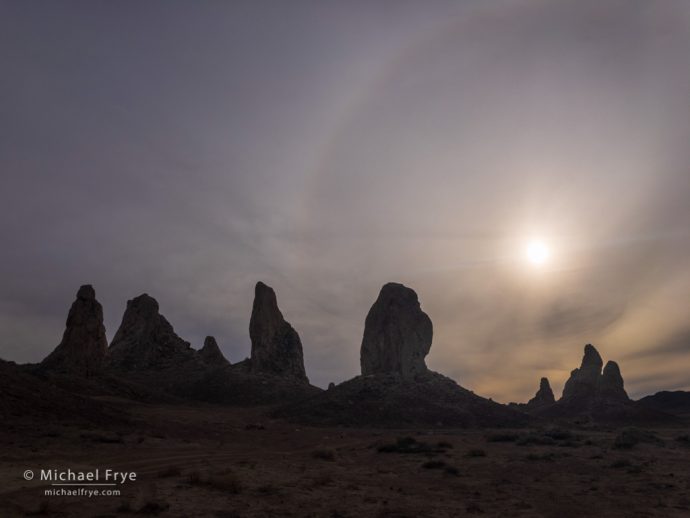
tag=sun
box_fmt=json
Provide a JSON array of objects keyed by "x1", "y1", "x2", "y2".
[{"x1": 525, "y1": 240, "x2": 550, "y2": 266}]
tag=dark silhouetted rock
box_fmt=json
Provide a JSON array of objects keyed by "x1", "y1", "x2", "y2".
[
  {"x1": 534, "y1": 344, "x2": 675, "y2": 424},
  {"x1": 600, "y1": 361, "x2": 628, "y2": 400},
  {"x1": 275, "y1": 282, "x2": 530, "y2": 428},
  {"x1": 527, "y1": 377, "x2": 555, "y2": 408},
  {"x1": 561, "y1": 344, "x2": 603, "y2": 401},
  {"x1": 275, "y1": 370, "x2": 531, "y2": 428},
  {"x1": 249, "y1": 282, "x2": 308, "y2": 382},
  {"x1": 108, "y1": 294, "x2": 197, "y2": 371},
  {"x1": 638, "y1": 391, "x2": 690, "y2": 418},
  {"x1": 41, "y1": 285, "x2": 108, "y2": 376},
  {"x1": 360, "y1": 283, "x2": 432, "y2": 380},
  {"x1": 199, "y1": 336, "x2": 230, "y2": 366}
]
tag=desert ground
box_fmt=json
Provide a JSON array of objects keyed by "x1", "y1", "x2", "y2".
[{"x1": 2, "y1": 399, "x2": 690, "y2": 518}]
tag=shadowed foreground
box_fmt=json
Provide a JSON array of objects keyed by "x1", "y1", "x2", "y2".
[{"x1": 2, "y1": 401, "x2": 690, "y2": 517}]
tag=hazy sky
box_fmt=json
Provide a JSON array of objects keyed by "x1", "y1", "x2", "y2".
[{"x1": 1, "y1": 0, "x2": 689, "y2": 402}]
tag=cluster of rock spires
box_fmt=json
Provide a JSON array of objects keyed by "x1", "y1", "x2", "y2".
[
  {"x1": 39, "y1": 282, "x2": 307, "y2": 390},
  {"x1": 32, "y1": 280, "x2": 681, "y2": 426},
  {"x1": 561, "y1": 344, "x2": 628, "y2": 403},
  {"x1": 518, "y1": 343, "x2": 629, "y2": 414}
]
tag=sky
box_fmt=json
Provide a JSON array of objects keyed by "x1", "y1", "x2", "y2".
[{"x1": 1, "y1": 0, "x2": 689, "y2": 402}]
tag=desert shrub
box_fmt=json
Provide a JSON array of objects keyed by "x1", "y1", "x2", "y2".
[
  {"x1": 188, "y1": 470, "x2": 202, "y2": 484},
  {"x1": 544, "y1": 428, "x2": 573, "y2": 441},
  {"x1": 465, "y1": 449, "x2": 487, "y2": 458},
  {"x1": 614, "y1": 428, "x2": 663, "y2": 450},
  {"x1": 525, "y1": 453, "x2": 554, "y2": 462},
  {"x1": 421, "y1": 460, "x2": 446, "y2": 469},
  {"x1": 157, "y1": 466, "x2": 181, "y2": 478},
  {"x1": 205, "y1": 470, "x2": 243, "y2": 494},
  {"x1": 80, "y1": 432, "x2": 123, "y2": 444},
  {"x1": 137, "y1": 500, "x2": 169, "y2": 514},
  {"x1": 378, "y1": 437, "x2": 438, "y2": 454},
  {"x1": 312, "y1": 449, "x2": 336, "y2": 461},
  {"x1": 437, "y1": 441, "x2": 453, "y2": 449},
  {"x1": 486, "y1": 432, "x2": 521, "y2": 443},
  {"x1": 610, "y1": 459, "x2": 632, "y2": 468},
  {"x1": 421, "y1": 460, "x2": 459, "y2": 476},
  {"x1": 444, "y1": 465, "x2": 460, "y2": 476},
  {"x1": 29, "y1": 501, "x2": 52, "y2": 515},
  {"x1": 675, "y1": 435, "x2": 690, "y2": 447},
  {"x1": 516, "y1": 434, "x2": 556, "y2": 446},
  {"x1": 311, "y1": 472, "x2": 333, "y2": 487},
  {"x1": 257, "y1": 484, "x2": 280, "y2": 495}
]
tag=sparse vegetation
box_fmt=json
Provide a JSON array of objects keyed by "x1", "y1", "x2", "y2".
[
  {"x1": 486, "y1": 432, "x2": 520, "y2": 443},
  {"x1": 187, "y1": 469, "x2": 242, "y2": 493},
  {"x1": 675, "y1": 435, "x2": 690, "y2": 447},
  {"x1": 525, "y1": 453, "x2": 554, "y2": 462},
  {"x1": 421, "y1": 460, "x2": 446, "y2": 469},
  {"x1": 543, "y1": 428, "x2": 573, "y2": 441},
  {"x1": 312, "y1": 448, "x2": 336, "y2": 461},
  {"x1": 377, "y1": 436, "x2": 443, "y2": 454},
  {"x1": 516, "y1": 434, "x2": 556, "y2": 446},
  {"x1": 80, "y1": 432, "x2": 124, "y2": 444},
  {"x1": 421, "y1": 460, "x2": 459, "y2": 476},
  {"x1": 137, "y1": 500, "x2": 170, "y2": 514},
  {"x1": 614, "y1": 428, "x2": 663, "y2": 450},
  {"x1": 466, "y1": 448, "x2": 487, "y2": 458},
  {"x1": 310, "y1": 472, "x2": 334, "y2": 487},
  {"x1": 610, "y1": 459, "x2": 632, "y2": 469},
  {"x1": 157, "y1": 466, "x2": 181, "y2": 478}
]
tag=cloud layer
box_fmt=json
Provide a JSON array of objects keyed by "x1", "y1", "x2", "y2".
[{"x1": 1, "y1": 0, "x2": 689, "y2": 401}]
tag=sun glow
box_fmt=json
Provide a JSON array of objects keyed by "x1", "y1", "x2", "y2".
[{"x1": 525, "y1": 240, "x2": 550, "y2": 266}]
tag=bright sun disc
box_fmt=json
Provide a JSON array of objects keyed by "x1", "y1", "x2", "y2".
[{"x1": 526, "y1": 240, "x2": 550, "y2": 266}]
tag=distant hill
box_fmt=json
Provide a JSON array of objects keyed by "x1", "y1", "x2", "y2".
[{"x1": 638, "y1": 391, "x2": 690, "y2": 419}]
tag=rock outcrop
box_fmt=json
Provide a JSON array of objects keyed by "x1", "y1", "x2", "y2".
[
  {"x1": 249, "y1": 282, "x2": 307, "y2": 381},
  {"x1": 199, "y1": 336, "x2": 230, "y2": 366},
  {"x1": 599, "y1": 361, "x2": 627, "y2": 400},
  {"x1": 529, "y1": 344, "x2": 675, "y2": 424},
  {"x1": 526, "y1": 377, "x2": 555, "y2": 408},
  {"x1": 108, "y1": 294, "x2": 197, "y2": 371},
  {"x1": 360, "y1": 283, "x2": 432, "y2": 380},
  {"x1": 561, "y1": 344, "x2": 628, "y2": 404},
  {"x1": 41, "y1": 285, "x2": 108, "y2": 376}
]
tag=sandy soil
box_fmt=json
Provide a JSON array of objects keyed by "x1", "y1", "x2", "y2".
[{"x1": 1, "y1": 400, "x2": 690, "y2": 517}]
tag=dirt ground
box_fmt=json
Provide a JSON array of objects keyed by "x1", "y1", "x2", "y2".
[{"x1": 1, "y1": 400, "x2": 690, "y2": 518}]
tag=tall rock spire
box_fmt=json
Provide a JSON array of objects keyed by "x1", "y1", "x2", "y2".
[
  {"x1": 41, "y1": 285, "x2": 108, "y2": 376},
  {"x1": 249, "y1": 282, "x2": 308, "y2": 381},
  {"x1": 527, "y1": 377, "x2": 555, "y2": 408},
  {"x1": 360, "y1": 282, "x2": 433, "y2": 380}
]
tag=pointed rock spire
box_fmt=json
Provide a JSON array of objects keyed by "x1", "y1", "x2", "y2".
[
  {"x1": 199, "y1": 336, "x2": 230, "y2": 366},
  {"x1": 249, "y1": 282, "x2": 308, "y2": 381},
  {"x1": 527, "y1": 377, "x2": 555, "y2": 408},
  {"x1": 41, "y1": 284, "x2": 108, "y2": 376},
  {"x1": 600, "y1": 361, "x2": 628, "y2": 400},
  {"x1": 108, "y1": 293, "x2": 195, "y2": 370},
  {"x1": 360, "y1": 282, "x2": 433, "y2": 380},
  {"x1": 562, "y1": 344, "x2": 603, "y2": 400}
]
